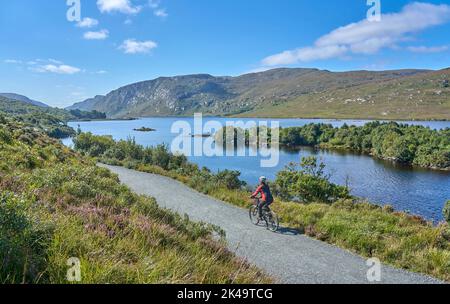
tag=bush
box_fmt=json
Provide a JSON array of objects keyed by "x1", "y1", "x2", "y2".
[
  {"x1": 444, "y1": 201, "x2": 450, "y2": 224},
  {"x1": 73, "y1": 132, "x2": 114, "y2": 157},
  {"x1": 0, "y1": 192, "x2": 53, "y2": 283},
  {"x1": 0, "y1": 126, "x2": 13, "y2": 145},
  {"x1": 275, "y1": 156, "x2": 350, "y2": 204},
  {"x1": 215, "y1": 170, "x2": 246, "y2": 190}
]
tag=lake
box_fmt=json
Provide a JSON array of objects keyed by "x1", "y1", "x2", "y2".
[{"x1": 64, "y1": 117, "x2": 450, "y2": 222}]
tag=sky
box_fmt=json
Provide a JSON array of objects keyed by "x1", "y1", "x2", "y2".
[{"x1": 1, "y1": 0, "x2": 450, "y2": 108}]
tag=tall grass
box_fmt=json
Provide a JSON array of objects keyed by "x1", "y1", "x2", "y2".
[{"x1": 0, "y1": 119, "x2": 271, "y2": 284}]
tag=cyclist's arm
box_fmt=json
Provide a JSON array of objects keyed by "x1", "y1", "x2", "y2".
[{"x1": 251, "y1": 186, "x2": 267, "y2": 201}]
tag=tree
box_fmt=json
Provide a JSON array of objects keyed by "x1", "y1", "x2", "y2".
[{"x1": 275, "y1": 156, "x2": 350, "y2": 204}]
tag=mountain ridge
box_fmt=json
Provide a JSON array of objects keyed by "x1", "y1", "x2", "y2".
[
  {"x1": 67, "y1": 67, "x2": 450, "y2": 120},
  {"x1": 0, "y1": 93, "x2": 49, "y2": 108}
]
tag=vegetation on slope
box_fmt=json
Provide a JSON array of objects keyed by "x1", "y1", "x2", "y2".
[
  {"x1": 242, "y1": 68, "x2": 450, "y2": 120},
  {"x1": 0, "y1": 96, "x2": 106, "y2": 139},
  {"x1": 0, "y1": 93, "x2": 49, "y2": 108},
  {"x1": 67, "y1": 68, "x2": 450, "y2": 120},
  {"x1": 74, "y1": 132, "x2": 450, "y2": 281},
  {"x1": 0, "y1": 115, "x2": 269, "y2": 284},
  {"x1": 216, "y1": 122, "x2": 450, "y2": 170}
]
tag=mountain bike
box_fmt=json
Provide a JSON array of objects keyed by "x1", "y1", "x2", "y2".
[{"x1": 249, "y1": 198, "x2": 279, "y2": 232}]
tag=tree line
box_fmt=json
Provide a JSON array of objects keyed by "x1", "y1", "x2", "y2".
[{"x1": 217, "y1": 122, "x2": 450, "y2": 170}]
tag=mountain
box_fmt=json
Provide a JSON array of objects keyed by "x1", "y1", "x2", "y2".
[
  {"x1": 242, "y1": 68, "x2": 450, "y2": 120},
  {"x1": 0, "y1": 93, "x2": 49, "y2": 108},
  {"x1": 68, "y1": 68, "x2": 450, "y2": 120}
]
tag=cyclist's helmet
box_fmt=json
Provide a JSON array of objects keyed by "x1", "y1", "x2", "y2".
[{"x1": 259, "y1": 176, "x2": 267, "y2": 184}]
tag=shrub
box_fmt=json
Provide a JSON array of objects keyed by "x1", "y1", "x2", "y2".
[
  {"x1": 275, "y1": 156, "x2": 350, "y2": 204},
  {"x1": 444, "y1": 201, "x2": 450, "y2": 224},
  {"x1": 73, "y1": 132, "x2": 114, "y2": 156},
  {"x1": 0, "y1": 192, "x2": 53, "y2": 283},
  {"x1": 215, "y1": 170, "x2": 246, "y2": 190},
  {"x1": 0, "y1": 126, "x2": 13, "y2": 145}
]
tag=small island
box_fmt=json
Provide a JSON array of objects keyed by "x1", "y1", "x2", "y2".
[
  {"x1": 191, "y1": 133, "x2": 212, "y2": 138},
  {"x1": 133, "y1": 127, "x2": 156, "y2": 132}
]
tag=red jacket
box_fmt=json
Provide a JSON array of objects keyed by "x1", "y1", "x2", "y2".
[{"x1": 252, "y1": 183, "x2": 274, "y2": 203}]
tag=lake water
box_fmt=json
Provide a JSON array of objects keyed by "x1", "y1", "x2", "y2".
[{"x1": 64, "y1": 117, "x2": 450, "y2": 222}]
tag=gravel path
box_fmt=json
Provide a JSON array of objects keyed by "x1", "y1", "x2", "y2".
[{"x1": 100, "y1": 164, "x2": 442, "y2": 284}]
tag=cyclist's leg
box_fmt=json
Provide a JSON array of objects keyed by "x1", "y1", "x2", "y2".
[
  {"x1": 260, "y1": 201, "x2": 269, "y2": 216},
  {"x1": 258, "y1": 200, "x2": 265, "y2": 218}
]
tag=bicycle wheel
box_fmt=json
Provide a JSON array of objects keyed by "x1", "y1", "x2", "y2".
[
  {"x1": 265, "y1": 211, "x2": 279, "y2": 232},
  {"x1": 249, "y1": 205, "x2": 260, "y2": 225}
]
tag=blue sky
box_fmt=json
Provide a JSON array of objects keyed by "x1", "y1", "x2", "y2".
[{"x1": 1, "y1": 0, "x2": 450, "y2": 107}]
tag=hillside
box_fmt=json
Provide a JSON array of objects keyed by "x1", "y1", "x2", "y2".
[
  {"x1": 0, "y1": 111, "x2": 269, "y2": 284},
  {"x1": 243, "y1": 68, "x2": 450, "y2": 120},
  {"x1": 0, "y1": 96, "x2": 106, "y2": 138},
  {"x1": 68, "y1": 68, "x2": 440, "y2": 119},
  {"x1": 0, "y1": 93, "x2": 48, "y2": 108},
  {"x1": 0, "y1": 96, "x2": 75, "y2": 138}
]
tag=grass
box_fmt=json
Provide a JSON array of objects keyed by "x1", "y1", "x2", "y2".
[
  {"x1": 238, "y1": 69, "x2": 450, "y2": 120},
  {"x1": 0, "y1": 119, "x2": 271, "y2": 284},
  {"x1": 117, "y1": 161, "x2": 450, "y2": 282}
]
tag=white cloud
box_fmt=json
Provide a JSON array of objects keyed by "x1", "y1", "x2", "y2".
[
  {"x1": 4, "y1": 59, "x2": 22, "y2": 64},
  {"x1": 96, "y1": 70, "x2": 108, "y2": 74},
  {"x1": 5, "y1": 58, "x2": 85, "y2": 75},
  {"x1": 149, "y1": 0, "x2": 168, "y2": 18},
  {"x1": 41, "y1": 65, "x2": 81, "y2": 74},
  {"x1": 48, "y1": 58, "x2": 63, "y2": 64},
  {"x1": 407, "y1": 45, "x2": 449, "y2": 53},
  {"x1": 83, "y1": 29, "x2": 109, "y2": 40},
  {"x1": 76, "y1": 17, "x2": 99, "y2": 28},
  {"x1": 119, "y1": 39, "x2": 157, "y2": 54},
  {"x1": 149, "y1": 0, "x2": 159, "y2": 9},
  {"x1": 97, "y1": 0, "x2": 141, "y2": 14},
  {"x1": 154, "y1": 9, "x2": 168, "y2": 18},
  {"x1": 34, "y1": 64, "x2": 81, "y2": 75},
  {"x1": 262, "y1": 2, "x2": 450, "y2": 66}
]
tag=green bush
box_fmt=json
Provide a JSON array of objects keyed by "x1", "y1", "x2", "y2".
[
  {"x1": 275, "y1": 156, "x2": 350, "y2": 204},
  {"x1": 215, "y1": 170, "x2": 246, "y2": 190},
  {"x1": 0, "y1": 192, "x2": 53, "y2": 283},
  {"x1": 444, "y1": 201, "x2": 450, "y2": 224},
  {"x1": 0, "y1": 126, "x2": 13, "y2": 145},
  {"x1": 73, "y1": 132, "x2": 114, "y2": 156}
]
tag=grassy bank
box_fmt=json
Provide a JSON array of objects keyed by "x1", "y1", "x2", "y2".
[
  {"x1": 0, "y1": 117, "x2": 270, "y2": 284},
  {"x1": 74, "y1": 132, "x2": 450, "y2": 282}
]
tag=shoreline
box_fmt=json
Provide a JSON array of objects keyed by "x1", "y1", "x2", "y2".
[
  {"x1": 230, "y1": 114, "x2": 450, "y2": 123},
  {"x1": 69, "y1": 115, "x2": 450, "y2": 124}
]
